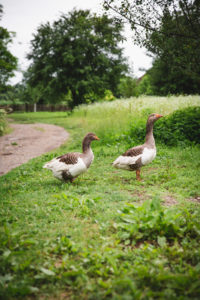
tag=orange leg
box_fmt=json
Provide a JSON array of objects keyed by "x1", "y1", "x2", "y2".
[{"x1": 136, "y1": 169, "x2": 141, "y2": 181}]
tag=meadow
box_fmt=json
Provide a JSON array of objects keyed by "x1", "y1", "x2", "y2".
[{"x1": 0, "y1": 95, "x2": 200, "y2": 299}]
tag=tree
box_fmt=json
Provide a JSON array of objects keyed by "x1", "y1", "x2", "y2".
[
  {"x1": 103, "y1": 0, "x2": 200, "y2": 94},
  {"x1": 0, "y1": 83, "x2": 27, "y2": 105},
  {"x1": 26, "y1": 9, "x2": 128, "y2": 108},
  {"x1": 137, "y1": 74, "x2": 153, "y2": 95},
  {"x1": 117, "y1": 76, "x2": 138, "y2": 98},
  {"x1": 0, "y1": 5, "x2": 18, "y2": 92},
  {"x1": 103, "y1": 1, "x2": 200, "y2": 43},
  {"x1": 148, "y1": 54, "x2": 200, "y2": 95}
]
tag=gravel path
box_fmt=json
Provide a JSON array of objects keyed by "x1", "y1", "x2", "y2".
[{"x1": 0, "y1": 123, "x2": 69, "y2": 176}]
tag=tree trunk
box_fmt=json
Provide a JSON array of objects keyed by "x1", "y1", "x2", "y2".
[
  {"x1": 71, "y1": 90, "x2": 81, "y2": 109},
  {"x1": 34, "y1": 103, "x2": 37, "y2": 112}
]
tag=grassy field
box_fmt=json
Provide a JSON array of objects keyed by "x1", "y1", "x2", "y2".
[{"x1": 0, "y1": 95, "x2": 200, "y2": 299}]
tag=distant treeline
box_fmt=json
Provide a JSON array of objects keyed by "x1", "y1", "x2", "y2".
[{"x1": 1, "y1": 2, "x2": 200, "y2": 110}]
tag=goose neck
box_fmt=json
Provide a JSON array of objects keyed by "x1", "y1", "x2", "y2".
[
  {"x1": 82, "y1": 139, "x2": 92, "y2": 153},
  {"x1": 145, "y1": 121, "x2": 155, "y2": 147}
]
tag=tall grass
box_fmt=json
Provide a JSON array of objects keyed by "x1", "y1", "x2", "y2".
[
  {"x1": 71, "y1": 95, "x2": 200, "y2": 136},
  {"x1": 11, "y1": 95, "x2": 200, "y2": 138}
]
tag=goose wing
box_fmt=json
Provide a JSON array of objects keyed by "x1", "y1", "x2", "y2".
[
  {"x1": 43, "y1": 152, "x2": 87, "y2": 180},
  {"x1": 57, "y1": 152, "x2": 80, "y2": 164},
  {"x1": 44, "y1": 152, "x2": 80, "y2": 170},
  {"x1": 122, "y1": 145, "x2": 144, "y2": 157},
  {"x1": 113, "y1": 145, "x2": 144, "y2": 170}
]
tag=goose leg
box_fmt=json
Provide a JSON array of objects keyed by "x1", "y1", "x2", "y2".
[{"x1": 136, "y1": 169, "x2": 141, "y2": 181}]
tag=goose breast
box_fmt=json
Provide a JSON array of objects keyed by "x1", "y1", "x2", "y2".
[{"x1": 141, "y1": 147, "x2": 156, "y2": 165}]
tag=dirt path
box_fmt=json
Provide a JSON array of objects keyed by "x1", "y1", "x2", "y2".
[{"x1": 0, "y1": 123, "x2": 69, "y2": 176}]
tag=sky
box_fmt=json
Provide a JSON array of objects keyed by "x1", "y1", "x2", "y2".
[{"x1": 1, "y1": 0, "x2": 152, "y2": 85}]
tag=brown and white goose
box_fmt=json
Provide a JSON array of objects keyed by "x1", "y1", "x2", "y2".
[
  {"x1": 43, "y1": 132, "x2": 99, "y2": 182},
  {"x1": 112, "y1": 113, "x2": 163, "y2": 181}
]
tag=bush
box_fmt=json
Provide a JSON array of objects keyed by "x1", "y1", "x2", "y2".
[
  {"x1": 125, "y1": 106, "x2": 200, "y2": 146},
  {"x1": 103, "y1": 89, "x2": 115, "y2": 101},
  {"x1": 0, "y1": 109, "x2": 7, "y2": 136},
  {"x1": 154, "y1": 106, "x2": 200, "y2": 146}
]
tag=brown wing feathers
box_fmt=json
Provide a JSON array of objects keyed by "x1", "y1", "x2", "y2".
[
  {"x1": 122, "y1": 146, "x2": 144, "y2": 157},
  {"x1": 57, "y1": 153, "x2": 79, "y2": 164}
]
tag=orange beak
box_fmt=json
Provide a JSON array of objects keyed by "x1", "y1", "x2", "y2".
[
  {"x1": 156, "y1": 114, "x2": 163, "y2": 118},
  {"x1": 94, "y1": 135, "x2": 100, "y2": 140}
]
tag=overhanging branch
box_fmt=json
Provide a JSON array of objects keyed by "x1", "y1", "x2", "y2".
[{"x1": 104, "y1": 2, "x2": 197, "y2": 40}]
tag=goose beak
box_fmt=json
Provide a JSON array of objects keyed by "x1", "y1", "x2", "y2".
[
  {"x1": 94, "y1": 135, "x2": 100, "y2": 140},
  {"x1": 156, "y1": 114, "x2": 163, "y2": 118}
]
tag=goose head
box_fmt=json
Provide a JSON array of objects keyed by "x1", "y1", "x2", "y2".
[
  {"x1": 147, "y1": 113, "x2": 163, "y2": 124},
  {"x1": 84, "y1": 132, "x2": 100, "y2": 141},
  {"x1": 82, "y1": 132, "x2": 99, "y2": 152}
]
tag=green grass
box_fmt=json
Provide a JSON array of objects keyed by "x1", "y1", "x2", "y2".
[{"x1": 0, "y1": 95, "x2": 200, "y2": 299}]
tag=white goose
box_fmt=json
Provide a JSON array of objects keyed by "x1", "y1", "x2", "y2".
[
  {"x1": 112, "y1": 113, "x2": 163, "y2": 180},
  {"x1": 43, "y1": 132, "x2": 99, "y2": 182}
]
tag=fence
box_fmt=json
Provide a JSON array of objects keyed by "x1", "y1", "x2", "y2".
[{"x1": 0, "y1": 104, "x2": 71, "y2": 113}]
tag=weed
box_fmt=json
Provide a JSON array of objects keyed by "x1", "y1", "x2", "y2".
[{"x1": 117, "y1": 198, "x2": 200, "y2": 246}]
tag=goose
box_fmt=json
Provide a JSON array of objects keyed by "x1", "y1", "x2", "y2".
[
  {"x1": 43, "y1": 132, "x2": 99, "y2": 182},
  {"x1": 112, "y1": 113, "x2": 163, "y2": 181}
]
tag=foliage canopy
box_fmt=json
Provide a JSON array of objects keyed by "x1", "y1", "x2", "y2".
[
  {"x1": 117, "y1": 76, "x2": 138, "y2": 98},
  {"x1": 104, "y1": 0, "x2": 200, "y2": 95},
  {"x1": 0, "y1": 5, "x2": 18, "y2": 92},
  {"x1": 26, "y1": 9, "x2": 128, "y2": 108},
  {"x1": 103, "y1": 0, "x2": 200, "y2": 44}
]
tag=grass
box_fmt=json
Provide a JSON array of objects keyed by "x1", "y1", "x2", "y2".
[{"x1": 0, "y1": 95, "x2": 200, "y2": 299}]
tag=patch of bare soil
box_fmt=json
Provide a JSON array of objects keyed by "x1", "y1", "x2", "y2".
[
  {"x1": 188, "y1": 196, "x2": 200, "y2": 204},
  {"x1": 0, "y1": 123, "x2": 69, "y2": 176},
  {"x1": 163, "y1": 195, "x2": 178, "y2": 206},
  {"x1": 130, "y1": 189, "x2": 149, "y2": 203}
]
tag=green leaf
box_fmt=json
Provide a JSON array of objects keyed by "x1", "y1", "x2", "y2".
[
  {"x1": 3, "y1": 249, "x2": 11, "y2": 258},
  {"x1": 40, "y1": 267, "x2": 55, "y2": 276},
  {"x1": 157, "y1": 236, "x2": 167, "y2": 248}
]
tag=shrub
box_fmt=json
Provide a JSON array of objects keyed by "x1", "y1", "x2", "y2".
[
  {"x1": 154, "y1": 106, "x2": 200, "y2": 146},
  {"x1": 103, "y1": 89, "x2": 115, "y2": 101},
  {"x1": 0, "y1": 109, "x2": 7, "y2": 136},
  {"x1": 125, "y1": 106, "x2": 200, "y2": 146}
]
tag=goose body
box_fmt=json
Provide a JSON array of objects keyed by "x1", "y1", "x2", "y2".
[
  {"x1": 113, "y1": 147, "x2": 156, "y2": 171},
  {"x1": 113, "y1": 113, "x2": 163, "y2": 180},
  {"x1": 43, "y1": 133, "x2": 99, "y2": 182}
]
